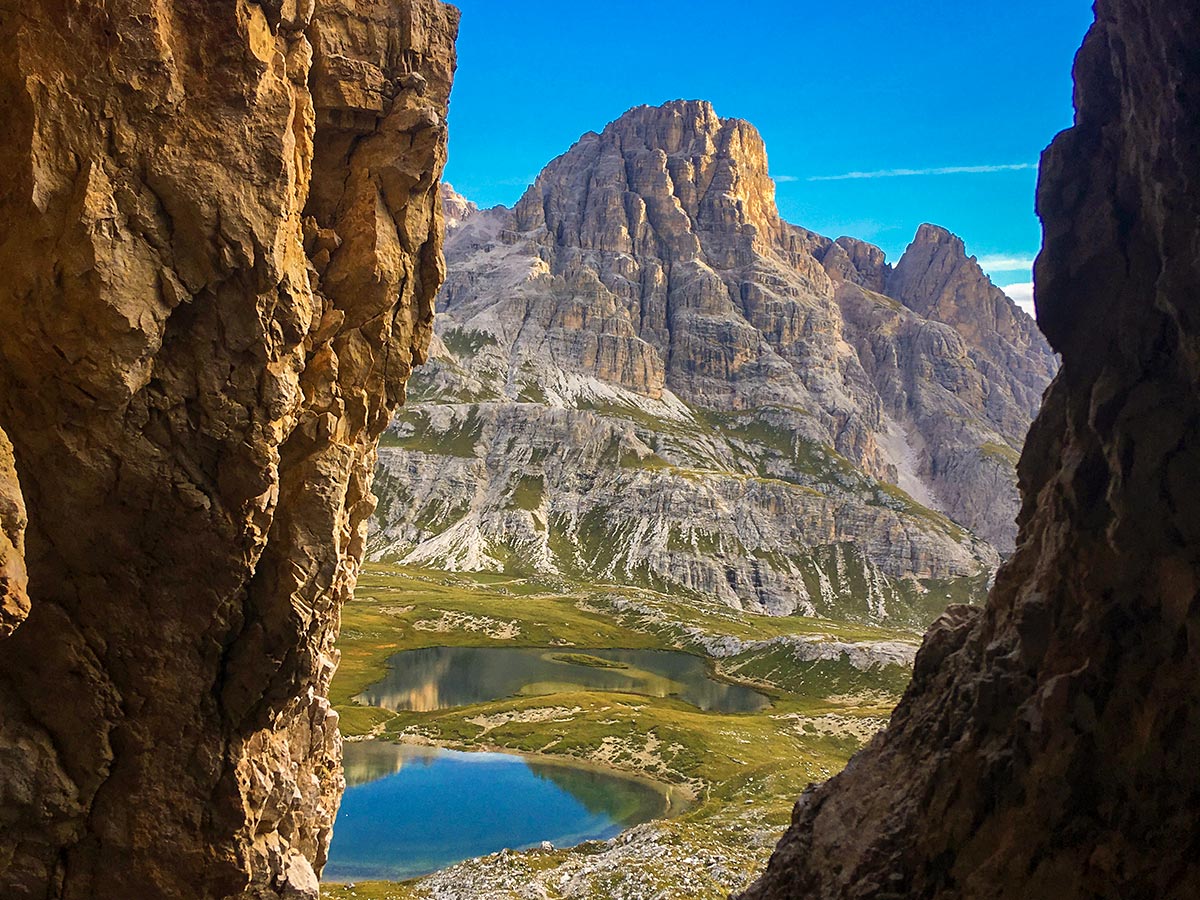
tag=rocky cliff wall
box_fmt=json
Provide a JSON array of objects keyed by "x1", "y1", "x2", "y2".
[
  {"x1": 0, "y1": 426, "x2": 28, "y2": 638},
  {"x1": 366, "y1": 104, "x2": 1053, "y2": 614},
  {"x1": 834, "y1": 224, "x2": 1058, "y2": 552},
  {"x1": 0, "y1": 2, "x2": 456, "y2": 898},
  {"x1": 741, "y1": 2, "x2": 1200, "y2": 896}
]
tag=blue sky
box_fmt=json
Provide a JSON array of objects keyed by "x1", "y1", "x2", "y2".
[{"x1": 442, "y1": 1, "x2": 1095, "y2": 310}]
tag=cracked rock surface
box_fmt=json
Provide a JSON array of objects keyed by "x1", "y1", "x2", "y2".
[
  {"x1": 0, "y1": 1, "x2": 456, "y2": 897},
  {"x1": 0, "y1": 427, "x2": 28, "y2": 638},
  {"x1": 367, "y1": 102, "x2": 1054, "y2": 618}
]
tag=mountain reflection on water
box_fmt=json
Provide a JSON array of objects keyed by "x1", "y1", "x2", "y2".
[
  {"x1": 341, "y1": 739, "x2": 430, "y2": 787},
  {"x1": 354, "y1": 646, "x2": 771, "y2": 713}
]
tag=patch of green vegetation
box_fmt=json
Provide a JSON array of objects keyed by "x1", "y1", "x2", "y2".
[
  {"x1": 441, "y1": 327, "x2": 498, "y2": 358},
  {"x1": 777, "y1": 542, "x2": 987, "y2": 628},
  {"x1": 400, "y1": 368, "x2": 442, "y2": 404},
  {"x1": 380, "y1": 407, "x2": 483, "y2": 457},
  {"x1": 871, "y1": 481, "x2": 966, "y2": 542},
  {"x1": 575, "y1": 400, "x2": 686, "y2": 434},
  {"x1": 544, "y1": 510, "x2": 683, "y2": 596},
  {"x1": 402, "y1": 361, "x2": 501, "y2": 405},
  {"x1": 412, "y1": 497, "x2": 471, "y2": 531},
  {"x1": 980, "y1": 440, "x2": 1021, "y2": 466},
  {"x1": 516, "y1": 380, "x2": 549, "y2": 404},
  {"x1": 723, "y1": 643, "x2": 911, "y2": 698},
  {"x1": 790, "y1": 438, "x2": 865, "y2": 483},
  {"x1": 682, "y1": 407, "x2": 873, "y2": 492},
  {"x1": 370, "y1": 470, "x2": 411, "y2": 527},
  {"x1": 551, "y1": 652, "x2": 631, "y2": 669},
  {"x1": 324, "y1": 882, "x2": 418, "y2": 900},
  {"x1": 908, "y1": 571, "x2": 992, "y2": 613},
  {"x1": 619, "y1": 449, "x2": 672, "y2": 470},
  {"x1": 508, "y1": 475, "x2": 545, "y2": 511},
  {"x1": 861, "y1": 287, "x2": 904, "y2": 312}
]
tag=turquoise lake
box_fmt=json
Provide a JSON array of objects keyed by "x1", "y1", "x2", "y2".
[{"x1": 324, "y1": 742, "x2": 669, "y2": 882}]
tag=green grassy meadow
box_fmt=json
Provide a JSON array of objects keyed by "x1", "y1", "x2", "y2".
[{"x1": 324, "y1": 563, "x2": 921, "y2": 898}]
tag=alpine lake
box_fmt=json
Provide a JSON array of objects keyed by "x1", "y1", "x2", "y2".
[
  {"x1": 325, "y1": 645, "x2": 761, "y2": 880},
  {"x1": 321, "y1": 565, "x2": 919, "y2": 899}
]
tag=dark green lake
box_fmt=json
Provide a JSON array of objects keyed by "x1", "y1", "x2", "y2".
[
  {"x1": 324, "y1": 742, "x2": 669, "y2": 882},
  {"x1": 355, "y1": 646, "x2": 771, "y2": 713}
]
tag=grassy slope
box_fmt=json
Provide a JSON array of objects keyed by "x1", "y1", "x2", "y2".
[
  {"x1": 375, "y1": 391, "x2": 992, "y2": 619},
  {"x1": 325, "y1": 563, "x2": 919, "y2": 898}
]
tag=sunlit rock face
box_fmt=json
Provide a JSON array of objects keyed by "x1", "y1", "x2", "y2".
[
  {"x1": 511, "y1": 102, "x2": 1056, "y2": 553},
  {"x1": 0, "y1": 427, "x2": 28, "y2": 638},
  {"x1": 367, "y1": 102, "x2": 1054, "y2": 619},
  {"x1": 0, "y1": 2, "x2": 456, "y2": 897},
  {"x1": 741, "y1": 2, "x2": 1200, "y2": 896}
]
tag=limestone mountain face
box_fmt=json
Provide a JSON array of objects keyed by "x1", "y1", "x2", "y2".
[
  {"x1": 839, "y1": 223, "x2": 1058, "y2": 550},
  {"x1": 368, "y1": 101, "x2": 1055, "y2": 621},
  {"x1": 0, "y1": 2, "x2": 456, "y2": 897},
  {"x1": 741, "y1": 2, "x2": 1200, "y2": 896}
]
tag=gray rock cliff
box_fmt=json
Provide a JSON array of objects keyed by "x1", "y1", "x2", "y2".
[{"x1": 368, "y1": 103, "x2": 1055, "y2": 619}]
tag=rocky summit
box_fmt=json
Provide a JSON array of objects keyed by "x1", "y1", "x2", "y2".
[{"x1": 367, "y1": 100, "x2": 1057, "y2": 623}]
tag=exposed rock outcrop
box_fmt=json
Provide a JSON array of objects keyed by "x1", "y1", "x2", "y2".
[
  {"x1": 0, "y1": 2, "x2": 456, "y2": 897},
  {"x1": 440, "y1": 182, "x2": 480, "y2": 230},
  {"x1": 372, "y1": 399, "x2": 996, "y2": 623},
  {"x1": 837, "y1": 224, "x2": 1058, "y2": 551},
  {"x1": 741, "y1": 2, "x2": 1200, "y2": 896},
  {"x1": 368, "y1": 103, "x2": 1053, "y2": 617},
  {"x1": 0, "y1": 427, "x2": 28, "y2": 638}
]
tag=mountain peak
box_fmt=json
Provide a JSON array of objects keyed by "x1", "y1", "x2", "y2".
[
  {"x1": 439, "y1": 183, "x2": 478, "y2": 230},
  {"x1": 513, "y1": 100, "x2": 783, "y2": 266},
  {"x1": 597, "y1": 100, "x2": 770, "y2": 182},
  {"x1": 891, "y1": 224, "x2": 1016, "y2": 319},
  {"x1": 887, "y1": 225, "x2": 1055, "y2": 389},
  {"x1": 600, "y1": 99, "x2": 727, "y2": 145},
  {"x1": 615, "y1": 98, "x2": 720, "y2": 122},
  {"x1": 910, "y1": 223, "x2": 967, "y2": 255}
]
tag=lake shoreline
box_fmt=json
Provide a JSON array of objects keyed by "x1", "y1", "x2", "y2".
[
  {"x1": 324, "y1": 740, "x2": 695, "y2": 885},
  {"x1": 323, "y1": 565, "x2": 915, "y2": 898},
  {"x1": 345, "y1": 733, "x2": 698, "y2": 816}
]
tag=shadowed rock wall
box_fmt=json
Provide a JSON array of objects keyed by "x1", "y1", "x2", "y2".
[
  {"x1": 0, "y1": 1, "x2": 456, "y2": 897},
  {"x1": 741, "y1": 2, "x2": 1200, "y2": 897}
]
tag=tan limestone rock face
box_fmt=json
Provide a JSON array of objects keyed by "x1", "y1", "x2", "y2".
[
  {"x1": 0, "y1": 1, "x2": 456, "y2": 897},
  {"x1": 887, "y1": 224, "x2": 1056, "y2": 432},
  {"x1": 741, "y1": 2, "x2": 1200, "y2": 897},
  {"x1": 0, "y1": 427, "x2": 28, "y2": 638},
  {"x1": 510, "y1": 101, "x2": 878, "y2": 466}
]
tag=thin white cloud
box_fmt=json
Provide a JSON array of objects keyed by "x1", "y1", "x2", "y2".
[
  {"x1": 976, "y1": 253, "x2": 1038, "y2": 272},
  {"x1": 1001, "y1": 282, "x2": 1036, "y2": 317},
  {"x1": 804, "y1": 162, "x2": 1038, "y2": 182},
  {"x1": 773, "y1": 175, "x2": 801, "y2": 183}
]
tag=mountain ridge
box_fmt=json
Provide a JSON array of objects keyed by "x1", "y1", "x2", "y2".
[{"x1": 369, "y1": 100, "x2": 1056, "y2": 622}]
